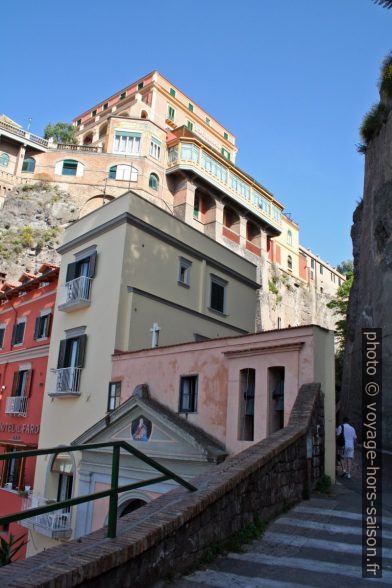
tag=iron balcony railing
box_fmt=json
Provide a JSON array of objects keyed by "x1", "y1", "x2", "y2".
[
  {"x1": 0, "y1": 441, "x2": 197, "y2": 540},
  {"x1": 20, "y1": 495, "x2": 71, "y2": 538},
  {"x1": 5, "y1": 396, "x2": 28, "y2": 416},
  {"x1": 53, "y1": 367, "x2": 82, "y2": 394},
  {"x1": 58, "y1": 276, "x2": 92, "y2": 308}
]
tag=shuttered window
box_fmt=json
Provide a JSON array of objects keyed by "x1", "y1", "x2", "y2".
[
  {"x1": 57, "y1": 335, "x2": 87, "y2": 369},
  {"x1": 66, "y1": 251, "x2": 97, "y2": 283},
  {"x1": 33, "y1": 313, "x2": 52, "y2": 340}
]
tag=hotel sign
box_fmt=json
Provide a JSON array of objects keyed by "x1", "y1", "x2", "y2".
[
  {"x1": 0, "y1": 422, "x2": 40, "y2": 434},
  {"x1": 193, "y1": 124, "x2": 221, "y2": 151}
]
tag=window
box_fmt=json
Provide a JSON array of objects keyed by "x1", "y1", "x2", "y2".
[
  {"x1": 178, "y1": 257, "x2": 192, "y2": 286},
  {"x1": 205, "y1": 117, "x2": 210, "y2": 125},
  {"x1": 168, "y1": 146, "x2": 178, "y2": 163},
  {"x1": 230, "y1": 174, "x2": 250, "y2": 199},
  {"x1": 320, "y1": 265, "x2": 324, "y2": 275},
  {"x1": 149, "y1": 137, "x2": 161, "y2": 160},
  {"x1": 61, "y1": 159, "x2": 78, "y2": 176},
  {"x1": 0, "y1": 153, "x2": 10, "y2": 167},
  {"x1": 210, "y1": 275, "x2": 227, "y2": 314},
  {"x1": 76, "y1": 119, "x2": 81, "y2": 126},
  {"x1": 223, "y1": 132, "x2": 228, "y2": 140},
  {"x1": 181, "y1": 143, "x2": 199, "y2": 162},
  {"x1": 91, "y1": 110, "x2": 97, "y2": 117},
  {"x1": 238, "y1": 369, "x2": 255, "y2": 441},
  {"x1": 193, "y1": 194, "x2": 201, "y2": 219},
  {"x1": 149, "y1": 173, "x2": 159, "y2": 191},
  {"x1": 12, "y1": 320, "x2": 26, "y2": 346},
  {"x1": 169, "y1": 88, "x2": 176, "y2": 97},
  {"x1": 287, "y1": 230, "x2": 292, "y2": 246},
  {"x1": 22, "y1": 157, "x2": 35, "y2": 173},
  {"x1": 103, "y1": 102, "x2": 109, "y2": 111},
  {"x1": 179, "y1": 376, "x2": 198, "y2": 413},
  {"x1": 201, "y1": 152, "x2": 227, "y2": 182},
  {"x1": 138, "y1": 81, "x2": 144, "y2": 90},
  {"x1": 287, "y1": 255, "x2": 293, "y2": 270},
  {"x1": 187, "y1": 121, "x2": 193, "y2": 131},
  {"x1": 34, "y1": 312, "x2": 52, "y2": 340},
  {"x1": 2, "y1": 448, "x2": 21, "y2": 490},
  {"x1": 11, "y1": 369, "x2": 31, "y2": 398},
  {"x1": 188, "y1": 103, "x2": 194, "y2": 112},
  {"x1": 108, "y1": 382, "x2": 121, "y2": 412},
  {"x1": 253, "y1": 191, "x2": 271, "y2": 215},
  {"x1": 311, "y1": 259, "x2": 315, "y2": 269},
  {"x1": 167, "y1": 105, "x2": 175, "y2": 121},
  {"x1": 56, "y1": 335, "x2": 87, "y2": 393},
  {"x1": 113, "y1": 131, "x2": 141, "y2": 154},
  {"x1": 0, "y1": 326, "x2": 5, "y2": 349},
  {"x1": 277, "y1": 317, "x2": 282, "y2": 329},
  {"x1": 221, "y1": 148, "x2": 230, "y2": 160},
  {"x1": 120, "y1": 92, "x2": 126, "y2": 100},
  {"x1": 66, "y1": 251, "x2": 97, "y2": 283},
  {"x1": 108, "y1": 164, "x2": 138, "y2": 181}
]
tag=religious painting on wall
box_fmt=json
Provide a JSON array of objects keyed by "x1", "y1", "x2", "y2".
[{"x1": 131, "y1": 416, "x2": 152, "y2": 442}]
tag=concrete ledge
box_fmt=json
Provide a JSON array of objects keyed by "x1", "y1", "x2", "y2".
[{"x1": 0, "y1": 383, "x2": 323, "y2": 588}]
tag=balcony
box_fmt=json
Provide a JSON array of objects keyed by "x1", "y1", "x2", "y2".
[
  {"x1": 5, "y1": 396, "x2": 28, "y2": 416},
  {"x1": 167, "y1": 131, "x2": 283, "y2": 235},
  {"x1": 58, "y1": 276, "x2": 92, "y2": 311},
  {"x1": 50, "y1": 367, "x2": 82, "y2": 397},
  {"x1": 21, "y1": 495, "x2": 72, "y2": 539}
]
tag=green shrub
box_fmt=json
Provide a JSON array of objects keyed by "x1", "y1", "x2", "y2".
[
  {"x1": 380, "y1": 52, "x2": 392, "y2": 99},
  {"x1": 0, "y1": 534, "x2": 27, "y2": 566},
  {"x1": 360, "y1": 102, "x2": 388, "y2": 145},
  {"x1": 20, "y1": 227, "x2": 34, "y2": 248},
  {"x1": 315, "y1": 474, "x2": 332, "y2": 494},
  {"x1": 268, "y1": 280, "x2": 279, "y2": 295}
]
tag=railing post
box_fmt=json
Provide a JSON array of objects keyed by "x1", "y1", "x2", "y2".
[{"x1": 107, "y1": 445, "x2": 120, "y2": 538}]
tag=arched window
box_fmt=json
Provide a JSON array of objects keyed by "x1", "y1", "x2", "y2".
[
  {"x1": 54, "y1": 159, "x2": 84, "y2": 177},
  {"x1": 287, "y1": 230, "x2": 292, "y2": 246},
  {"x1": 149, "y1": 173, "x2": 159, "y2": 191},
  {"x1": 287, "y1": 255, "x2": 293, "y2": 270},
  {"x1": 22, "y1": 157, "x2": 36, "y2": 173},
  {"x1": 0, "y1": 153, "x2": 10, "y2": 167},
  {"x1": 108, "y1": 164, "x2": 138, "y2": 181},
  {"x1": 83, "y1": 133, "x2": 93, "y2": 145}
]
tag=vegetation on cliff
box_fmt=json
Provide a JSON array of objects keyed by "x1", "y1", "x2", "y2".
[{"x1": 359, "y1": 52, "x2": 392, "y2": 151}]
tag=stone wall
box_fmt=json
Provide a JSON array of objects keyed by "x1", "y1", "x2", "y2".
[
  {"x1": 0, "y1": 383, "x2": 324, "y2": 588},
  {"x1": 341, "y1": 108, "x2": 392, "y2": 447}
]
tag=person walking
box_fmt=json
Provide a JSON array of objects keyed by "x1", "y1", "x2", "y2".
[{"x1": 336, "y1": 417, "x2": 357, "y2": 479}]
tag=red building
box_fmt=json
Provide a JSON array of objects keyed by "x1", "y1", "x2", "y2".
[{"x1": 0, "y1": 263, "x2": 58, "y2": 558}]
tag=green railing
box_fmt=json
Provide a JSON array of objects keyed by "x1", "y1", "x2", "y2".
[{"x1": 0, "y1": 441, "x2": 197, "y2": 539}]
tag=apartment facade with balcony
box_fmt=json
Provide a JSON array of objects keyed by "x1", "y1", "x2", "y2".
[
  {"x1": 0, "y1": 263, "x2": 58, "y2": 557},
  {"x1": 29, "y1": 190, "x2": 259, "y2": 554}
]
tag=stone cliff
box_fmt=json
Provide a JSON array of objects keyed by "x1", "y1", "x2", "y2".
[{"x1": 341, "y1": 109, "x2": 392, "y2": 447}]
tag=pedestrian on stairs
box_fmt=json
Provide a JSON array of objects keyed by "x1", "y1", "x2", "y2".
[{"x1": 336, "y1": 417, "x2": 357, "y2": 479}]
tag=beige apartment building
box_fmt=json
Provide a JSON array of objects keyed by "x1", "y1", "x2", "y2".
[
  {"x1": 28, "y1": 190, "x2": 259, "y2": 554},
  {"x1": 0, "y1": 71, "x2": 344, "y2": 332}
]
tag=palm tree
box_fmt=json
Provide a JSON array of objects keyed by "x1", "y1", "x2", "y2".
[{"x1": 373, "y1": 0, "x2": 392, "y2": 8}]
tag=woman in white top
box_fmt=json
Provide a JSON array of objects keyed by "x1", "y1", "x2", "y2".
[{"x1": 336, "y1": 417, "x2": 357, "y2": 479}]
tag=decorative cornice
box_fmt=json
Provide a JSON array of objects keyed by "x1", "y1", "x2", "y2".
[{"x1": 0, "y1": 344, "x2": 49, "y2": 365}]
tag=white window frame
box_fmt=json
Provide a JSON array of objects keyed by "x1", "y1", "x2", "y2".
[
  {"x1": 113, "y1": 131, "x2": 141, "y2": 155},
  {"x1": 149, "y1": 137, "x2": 161, "y2": 160},
  {"x1": 178, "y1": 257, "x2": 192, "y2": 287}
]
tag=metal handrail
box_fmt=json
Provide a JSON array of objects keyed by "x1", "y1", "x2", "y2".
[{"x1": 0, "y1": 441, "x2": 197, "y2": 539}]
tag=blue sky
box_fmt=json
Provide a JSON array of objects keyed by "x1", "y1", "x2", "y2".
[{"x1": 1, "y1": 0, "x2": 391, "y2": 266}]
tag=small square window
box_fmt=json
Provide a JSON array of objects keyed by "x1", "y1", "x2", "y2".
[
  {"x1": 221, "y1": 148, "x2": 230, "y2": 160},
  {"x1": 138, "y1": 81, "x2": 144, "y2": 90},
  {"x1": 223, "y1": 132, "x2": 228, "y2": 140},
  {"x1": 120, "y1": 92, "x2": 126, "y2": 100},
  {"x1": 205, "y1": 117, "x2": 210, "y2": 125},
  {"x1": 91, "y1": 110, "x2": 97, "y2": 117},
  {"x1": 188, "y1": 103, "x2": 194, "y2": 112},
  {"x1": 187, "y1": 121, "x2": 193, "y2": 131},
  {"x1": 178, "y1": 257, "x2": 192, "y2": 287},
  {"x1": 77, "y1": 119, "x2": 81, "y2": 126},
  {"x1": 179, "y1": 375, "x2": 198, "y2": 413},
  {"x1": 108, "y1": 381, "x2": 121, "y2": 412},
  {"x1": 103, "y1": 103, "x2": 108, "y2": 111},
  {"x1": 210, "y1": 275, "x2": 227, "y2": 314}
]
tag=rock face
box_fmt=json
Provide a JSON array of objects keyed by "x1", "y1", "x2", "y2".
[
  {"x1": 0, "y1": 183, "x2": 80, "y2": 282},
  {"x1": 341, "y1": 110, "x2": 392, "y2": 448}
]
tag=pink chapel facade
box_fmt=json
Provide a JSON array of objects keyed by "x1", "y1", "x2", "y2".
[{"x1": 111, "y1": 325, "x2": 335, "y2": 471}]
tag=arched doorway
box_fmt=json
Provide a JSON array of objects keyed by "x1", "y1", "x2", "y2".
[{"x1": 119, "y1": 498, "x2": 147, "y2": 518}]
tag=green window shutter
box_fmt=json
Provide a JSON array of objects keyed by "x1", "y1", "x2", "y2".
[
  {"x1": 115, "y1": 131, "x2": 141, "y2": 138},
  {"x1": 11, "y1": 371, "x2": 19, "y2": 396},
  {"x1": 33, "y1": 317, "x2": 40, "y2": 340},
  {"x1": 88, "y1": 251, "x2": 97, "y2": 278},
  {"x1": 170, "y1": 88, "x2": 176, "y2": 97},
  {"x1": 57, "y1": 340, "x2": 67, "y2": 369},
  {"x1": 66, "y1": 262, "x2": 77, "y2": 282},
  {"x1": 138, "y1": 82, "x2": 144, "y2": 90},
  {"x1": 77, "y1": 335, "x2": 87, "y2": 368},
  {"x1": 188, "y1": 103, "x2": 193, "y2": 112},
  {"x1": 223, "y1": 132, "x2": 228, "y2": 140}
]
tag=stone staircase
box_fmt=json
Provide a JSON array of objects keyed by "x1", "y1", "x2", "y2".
[{"x1": 166, "y1": 483, "x2": 392, "y2": 587}]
